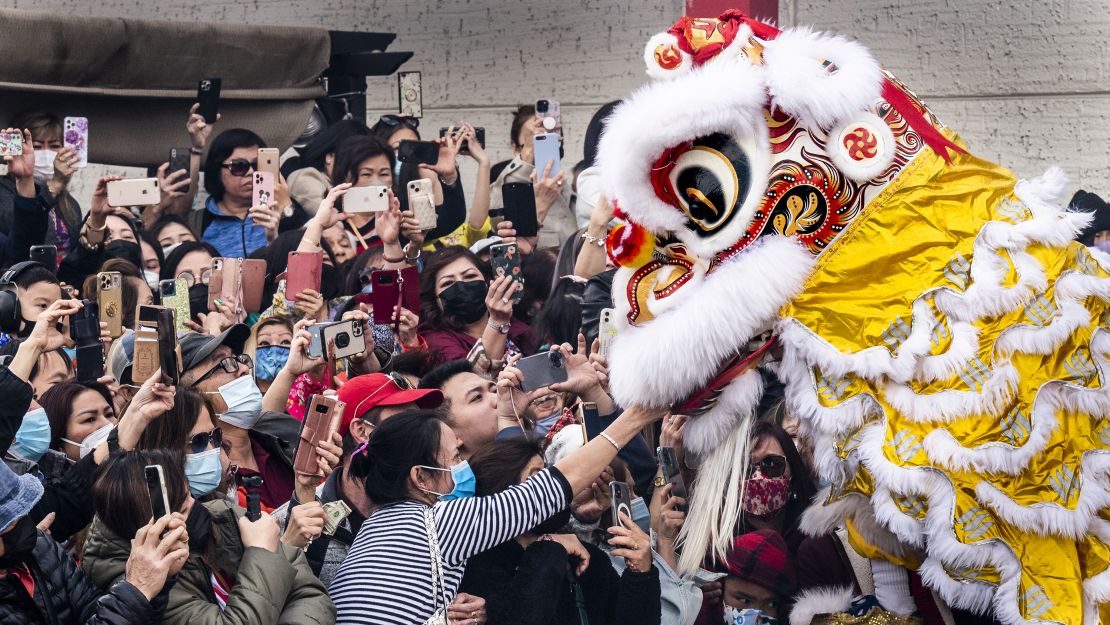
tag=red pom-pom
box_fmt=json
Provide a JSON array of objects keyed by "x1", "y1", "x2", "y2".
[{"x1": 607, "y1": 221, "x2": 655, "y2": 268}]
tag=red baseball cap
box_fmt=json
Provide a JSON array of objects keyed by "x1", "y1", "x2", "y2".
[{"x1": 338, "y1": 373, "x2": 443, "y2": 436}]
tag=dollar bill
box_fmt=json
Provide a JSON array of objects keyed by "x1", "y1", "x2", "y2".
[{"x1": 322, "y1": 500, "x2": 352, "y2": 536}]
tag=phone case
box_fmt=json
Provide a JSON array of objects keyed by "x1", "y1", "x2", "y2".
[
  {"x1": 398, "y1": 71, "x2": 422, "y2": 118},
  {"x1": 156, "y1": 307, "x2": 180, "y2": 386},
  {"x1": 502, "y1": 182, "x2": 538, "y2": 237},
  {"x1": 97, "y1": 272, "x2": 123, "y2": 338},
  {"x1": 517, "y1": 351, "x2": 569, "y2": 392},
  {"x1": 532, "y1": 132, "x2": 561, "y2": 176},
  {"x1": 216, "y1": 258, "x2": 244, "y2": 311},
  {"x1": 490, "y1": 244, "x2": 523, "y2": 303},
  {"x1": 159, "y1": 279, "x2": 191, "y2": 332},
  {"x1": 197, "y1": 79, "x2": 221, "y2": 124},
  {"x1": 286, "y1": 251, "x2": 323, "y2": 301},
  {"x1": 399, "y1": 265, "x2": 420, "y2": 312},
  {"x1": 63, "y1": 117, "x2": 88, "y2": 168},
  {"x1": 657, "y1": 447, "x2": 689, "y2": 505},
  {"x1": 168, "y1": 147, "x2": 191, "y2": 193},
  {"x1": 307, "y1": 323, "x2": 330, "y2": 359},
  {"x1": 321, "y1": 320, "x2": 367, "y2": 360},
  {"x1": 145, "y1": 465, "x2": 170, "y2": 520},
  {"x1": 252, "y1": 172, "x2": 275, "y2": 208},
  {"x1": 137, "y1": 304, "x2": 161, "y2": 330},
  {"x1": 240, "y1": 259, "x2": 266, "y2": 314},
  {"x1": 609, "y1": 481, "x2": 633, "y2": 529},
  {"x1": 257, "y1": 148, "x2": 280, "y2": 176},
  {"x1": 29, "y1": 245, "x2": 57, "y2": 273},
  {"x1": 343, "y1": 185, "x2": 390, "y2": 213},
  {"x1": 132, "y1": 328, "x2": 160, "y2": 383},
  {"x1": 294, "y1": 395, "x2": 344, "y2": 476},
  {"x1": 407, "y1": 179, "x2": 437, "y2": 230},
  {"x1": 71, "y1": 300, "x2": 104, "y2": 382},
  {"x1": 0, "y1": 131, "x2": 23, "y2": 156},
  {"x1": 369, "y1": 270, "x2": 402, "y2": 325},
  {"x1": 207, "y1": 258, "x2": 224, "y2": 312},
  {"x1": 107, "y1": 178, "x2": 160, "y2": 206},
  {"x1": 599, "y1": 308, "x2": 619, "y2": 358},
  {"x1": 397, "y1": 140, "x2": 440, "y2": 165},
  {"x1": 535, "y1": 99, "x2": 561, "y2": 129}
]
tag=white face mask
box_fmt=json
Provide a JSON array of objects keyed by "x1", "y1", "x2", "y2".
[
  {"x1": 162, "y1": 242, "x2": 182, "y2": 256},
  {"x1": 144, "y1": 269, "x2": 160, "y2": 290},
  {"x1": 61, "y1": 423, "x2": 115, "y2": 459},
  {"x1": 33, "y1": 150, "x2": 56, "y2": 184}
]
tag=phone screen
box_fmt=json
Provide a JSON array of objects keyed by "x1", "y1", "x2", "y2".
[
  {"x1": 145, "y1": 465, "x2": 169, "y2": 519},
  {"x1": 397, "y1": 140, "x2": 440, "y2": 165},
  {"x1": 502, "y1": 183, "x2": 538, "y2": 237}
]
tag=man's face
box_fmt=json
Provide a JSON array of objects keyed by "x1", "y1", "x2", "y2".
[
  {"x1": 185, "y1": 345, "x2": 249, "y2": 412},
  {"x1": 439, "y1": 371, "x2": 498, "y2": 459},
  {"x1": 722, "y1": 577, "x2": 784, "y2": 619},
  {"x1": 17, "y1": 281, "x2": 62, "y2": 324},
  {"x1": 349, "y1": 402, "x2": 416, "y2": 446},
  {"x1": 32, "y1": 350, "x2": 71, "y2": 400}
]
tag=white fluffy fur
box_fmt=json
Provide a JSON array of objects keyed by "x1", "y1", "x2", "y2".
[
  {"x1": 883, "y1": 363, "x2": 1019, "y2": 424},
  {"x1": 762, "y1": 27, "x2": 883, "y2": 130},
  {"x1": 681, "y1": 368, "x2": 763, "y2": 455},
  {"x1": 917, "y1": 558, "x2": 995, "y2": 615},
  {"x1": 608, "y1": 236, "x2": 813, "y2": 410},
  {"x1": 642, "y1": 32, "x2": 692, "y2": 80},
  {"x1": 789, "y1": 586, "x2": 855, "y2": 625},
  {"x1": 826, "y1": 112, "x2": 898, "y2": 183}
]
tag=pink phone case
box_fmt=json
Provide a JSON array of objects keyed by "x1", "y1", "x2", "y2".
[{"x1": 252, "y1": 172, "x2": 275, "y2": 207}]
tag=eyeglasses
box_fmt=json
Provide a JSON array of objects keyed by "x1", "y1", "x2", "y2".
[
  {"x1": 176, "y1": 268, "x2": 213, "y2": 287},
  {"x1": 220, "y1": 159, "x2": 258, "y2": 177},
  {"x1": 195, "y1": 354, "x2": 253, "y2": 385},
  {"x1": 188, "y1": 427, "x2": 223, "y2": 454},
  {"x1": 378, "y1": 114, "x2": 419, "y2": 130},
  {"x1": 747, "y1": 454, "x2": 788, "y2": 479},
  {"x1": 529, "y1": 394, "x2": 559, "y2": 411}
]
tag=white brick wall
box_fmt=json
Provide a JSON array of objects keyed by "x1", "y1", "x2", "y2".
[{"x1": 2, "y1": 0, "x2": 1106, "y2": 207}]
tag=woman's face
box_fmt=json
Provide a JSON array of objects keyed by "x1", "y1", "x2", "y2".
[
  {"x1": 31, "y1": 127, "x2": 63, "y2": 151},
  {"x1": 323, "y1": 225, "x2": 355, "y2": 264},
  {"x1": 352, "y1": 154, "x2": 392, "y2": 188},
  {"x1": 750, "y1": 434, "x2": 791, "y2": 481},
  {"x1": 423, "y1": 421, "x2": 463, "y2": 497},
  {"x1": 256, "y1": 323, "x2": 293, "y2": 347},
  {"x1": 129, "y1": 277, "x2": 154, "y2": 309},
  {"x1": 17, "y1": 280, "x2": 62, "y2": 324},
  {"x1": 187, "y1": 407, "x2": 218, "y2": 452},
  {"x1": 175, "y1": 250, "x2": 214, "y2": 285},
  {"x1": 62, "y1": 389, "x2": 115, "y2": 461},
  {"x1": 517, "y1": 454, "x2": 545, "y2": 484},
  {"x1": 388, "y1": 127, "x2": 419, "y2": 152},
  {"x1": 514, "y1": 117, "x2": 545, "y2": 157},
  {"x1": 434, "y1": 256, "x2": 485, "y2": 302},
  {"x1": 220, "y1": 145, "x2": 259, "y2": 202},
  {"x1": 157, "y1": 223, "x2": 196, "y2": 249},
  {"x1": 139, "y1": 240, "x2": 161, "y2": 275},
  {"x1": 105, "y1": 215, "x2": 136, "y2": 243}
]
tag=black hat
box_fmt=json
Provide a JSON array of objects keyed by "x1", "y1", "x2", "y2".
[
  {"x1": 179, "y1": 324, "x2": 250, "y2": 373},
  {"x1": 1072, "y1": 190, "x2": 1110, "y2": 246}
]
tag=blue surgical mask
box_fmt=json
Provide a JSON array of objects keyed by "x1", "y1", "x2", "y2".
[
  {"x1": 254, "y1": 345, "x2": 289, "y2": 382},
  {"x1": 723, "y1": 607, "x2": 777, "y2": 625},
  {"x1": 11, "y1": 408, "x2": 51, "y2": 462},
  {"x1": 630, "y1": 496, "x2": 651, "y2": 534},
  {"x1": 361, "y1": 282, "x2": 373, "y2": 294},
  {"x1": 184, "y1": 448, "x2": 223, "y2": 497},
  {"x1": 533, "y1": 412, "x2": 562, "y2": 437},
  {"x1": 419, "y1": 461, "x2": 477, "y2": 501},
  {"x1": 217, "y1": 375, "x2": 264, "y2": 429}
]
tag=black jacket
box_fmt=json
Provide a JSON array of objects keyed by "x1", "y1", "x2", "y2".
[
  {"x1": 459, "y1": 539, "x2": 660, "y2": 625},
  {"x1": 0, "y1": 530, "x2": 162, "y2": 625}
]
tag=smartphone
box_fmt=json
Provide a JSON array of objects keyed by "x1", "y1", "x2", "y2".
[
  {"x1": 399, "y1": 265, "x2": 420, "y2": 312},
  {"x1": 307, "y1": 322, "x2": 331, "y2": 359},
  {"x1": 213, "y1": 258, "x2": 244, "y2": 311},
  {"x1": 252, "y1": 171, "x2": 274, "y2": 208},
  {"x1": 516, "y1": 350, "x2": 568, "y2": 392},
  {"x1": 535, "y1": 99, "x2": 561, "y2": 130},
  {"x1": 286, "y1": 251, "x2": 323, "y2": 301},
  {"x1": 29, "y1": 245, "x2": 57, "y2": 273},
  {"x1": 107, "y1": 178, "x2": 159, "y2": 207},
  {"x1": 132, "y1": 327, "x2": 160, "y2": 383},
  {"x1": 207, "y1": 257, "x2": 224, "y2": 312},
  {"x1": 657, "y1": 446, "x2": 689, "y2": 511},
  {"x1": 502, "y1": 182, "x2": 539, "y2": 238},
  {"x1": 70, "y1": 300, "x2": 104, "y2": 382},
  {"x1": 63, "y1": 116, "x2": 88, "y2": 168},
  {"x1": 240, "y1": 259, "x2": 266, "y2": 314},
  {"x1": 439, "y1": 126, "x2": 485, "y2": 152},
  {"x1": 321, "y1": 319, "x2": 367, "y2": 360},
  {"x1": 0, "y1": 130, "x2": 23, "y2": 156},
  {"x1": 396, "y1": 140, "x2": 439, "y2": 165},
  {"x1": 343, "y1": 185, "x2": 390, "y2": 213},
  {"x1": 573, "y1": 402, "x2": 595, "y2": 446},
  {"x1": 156, "y1": 307, "x2": 179, "y2": 386},
  {"x1": 369, "y1": 270, "x2": 402, "y2": 325},
  {"x1": 407, "y1": 179, "x2": 437, "y2": 230},
  {"x1": 599, "y1": 308, "x2": 619, "y2": 359},
  {"x1": 257, "y1": 147, "x2": 280, "y2": 176},
  {"x1": 196, "y1": 78, "x2": 222, "y2": 124},
  {"x1": 97, "y1": 271, "x2": 123, "y2": 338},
  {"x1": 168, "y1": 147, "x2": 191, "y2": 193},
  {"x1": 533, "y1": 132, "x2": 561, "y2": 177},
  {"x1": 159, "y1": 279, "x2": 191, "y2": 331},
  {"x1": 398, "y1": 71, "x2": 422, "y2": 118},
  {"x1": 294, "y1": 395, "x2": 345, "y2": 476},
  {"x1": 609, "y1": 481, "x2": 633, "y2": 529},
  {"x1": 145, "y1": 465, "x2": 170, "y2": 520},
  {"x1": 490, "y1": 243, "x2": 523, "y2": 303}
]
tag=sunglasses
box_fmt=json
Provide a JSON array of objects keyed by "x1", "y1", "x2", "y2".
[
  {"x1": 378, "y1": 114, "x2": 419, "y2": 130},
  {"x1": 221, "y1": 158, "x2": 258, "y2": 177},
  {"x1": 195, "y1": 353, "x2": 253, "y2": 385},
  {"x1": 188, "y1": 427, "x2": 223, "y2": 454},
  {"x1": 748, "y1": 454, "x2": 788, "y2": 479}
]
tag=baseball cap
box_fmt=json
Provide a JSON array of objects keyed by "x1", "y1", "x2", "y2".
[
  {"x1": 469, "y1": 236, "x2": 502, "y2": 256},
  {"x1": 338, "y1": 372, "x2": 443, "y2": 436},
  {"x1": 179, "y1": 324, "x2": 251, "y2": 373},
  {"x1": 108, "y1": 330, "x2": 136, "y2": 385}
]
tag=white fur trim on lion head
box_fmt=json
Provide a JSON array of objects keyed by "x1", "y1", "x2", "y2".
[{"x1": 762, "y1": 27, "x2": 884, "y2": 130}]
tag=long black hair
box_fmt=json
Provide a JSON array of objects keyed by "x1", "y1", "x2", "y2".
[
  {"x1": 352, "y1": 409, "x2": 447, "y2": 505},
  {"x1": 203, "y1": 128, "x2": 267, "y2": 200}
]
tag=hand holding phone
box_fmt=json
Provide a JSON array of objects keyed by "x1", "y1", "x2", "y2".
[
  {"x1": 63, "y1": 117, "x2": 88, "y2": 168},
  {"x1": 343, "y1": 185, "x2": 390, "y2": 213},
  {"x1": 286, "y1": 251, "x2": 323, "y2": 301},
  {"x1": 294, "y1": 395, "x2": 344, "y2": 476},
  {"x1": 490, "y1": 244, "x2": 523, "y2": 303},
  {"x1": 609, "y1": 481, "x2": 633, "y2": 529},
  {"x1": 70, "y1": 299, "x2": 104, "y2": 382},
  {"x1": 0, "y1": 130, "x2": 23, "y2": 157},
  {"x1": 657, "y1": 446, "x2": 689, "y2": 512},
  {"x1": 516, "y1": 350, "x2": 568, "y2": 392},
  {"x1": 196, "y1": 79, "x2": 222, "y2": 124},
  {"x1": 97, "y1": 272, "x2": 123, "y2": 338},
  {"x1": 533, "y1": 132, "x2": 561, "y2": 177},
  {"x1": 107, "y1": 178, "x2": 160, "y2": 207},
  {"x1": 397, "y1": 140, "x2": 440, "y2": 165},
  {"x1": 407, "y1": 179, "x2": 437, "y2": 230},
  {"x1": 145, "y1": 465, "x2": 171, "y2": 520},
  {"x1": 252, "y1": 172, "x2": 275, "y2": 208},
  {"x1": 502, "y1": 183, "x2": 539, "y2": 238}
]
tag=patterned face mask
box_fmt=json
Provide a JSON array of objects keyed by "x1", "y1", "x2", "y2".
[{"x1": 741, "y1": 473, "x2": 791, "y2": 517}]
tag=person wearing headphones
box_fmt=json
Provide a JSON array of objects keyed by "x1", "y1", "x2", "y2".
[{"x1": 0, "y1": 261, "x2": 63, "y2": 342}]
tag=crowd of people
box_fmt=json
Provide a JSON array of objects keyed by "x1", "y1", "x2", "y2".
[{"x1": 2, "y1": 84, "x2": 1105, "y2": 625}]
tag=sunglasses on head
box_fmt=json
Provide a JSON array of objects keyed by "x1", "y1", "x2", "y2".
[
  {"x1": 747, "y1": 454, "x2": 788, "y2": 479},
  {"x1": 188, "y1": 427, "x2": 223, "y2": 454},
  {"x1": 378, "y1": 114, "x2": 419, "y2": 130},
  {"x1": 221, "y1": 158, "x2": 258, "y2": 177}
]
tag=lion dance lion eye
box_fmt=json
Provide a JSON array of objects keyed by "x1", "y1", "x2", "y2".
[{"x1": 668, "y1": 133, "x2": 751, "y2": 235}]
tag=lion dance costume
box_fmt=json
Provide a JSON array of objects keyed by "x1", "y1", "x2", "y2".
[{"x1": 600, "y1": 9, "x2": 1110, "y2": 625}]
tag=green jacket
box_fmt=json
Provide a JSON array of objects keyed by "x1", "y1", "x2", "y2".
[{"x1": 81, "y1": 499, "x2": 335, "y2": 625}]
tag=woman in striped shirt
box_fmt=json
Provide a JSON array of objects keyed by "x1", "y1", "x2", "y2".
[{"x1": 330, "y1": 403, "x2": 664, "y2": 625}]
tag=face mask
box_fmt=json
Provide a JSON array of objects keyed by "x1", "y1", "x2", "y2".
[
  {"x1": 143, "y1": 269, "x2": 160, "y2": 290},
  {"x1": 418, "y1": 461, "x2": 477, "y2": 501},
  {"x1": 162, "y1": 242, "x2": 182, "y2": 256},
  {"x1": 0, "y1": 517, "x2": 38, "y2": 567},
  {"x1": 532, "y1": 506, "x2": 572, "y2": 535},
  {"x1": 187, "y1": 284, "x2": 209, "y2": 319},
  {"x1": 185, "y1": 498, "x2": 213, "y2": 552},
  {"x1": 105, "y1": 241, "x2": 142, "y2": 268},
  {"x1": 724, "y1": 607, "x2": 778, "y2": 625},
  {"x1": 630, "y1": 496, "x2": 651, "y2": 534},
  {"x1": 439, "y1": 280, "x2": 488, "y2": 325},
  {"x1": 1096, "y1": 241, "x2": 1110, "y2": 255},
  {"x1": 217, "y1": 375, "x2": 264, "y2": 429},
  {"x1": 184, "y1": 448, "x2": 223, "y2": 497},
  {"x1": 11, "y1": 408, "x2": 51, "y2": 462},
  {"x1": 742, "y1": 474, "x2": 791, "y2": 517},
  {"x1": 33, "y1": 150, "x2": 56, "y2": 184},
  {"x1": 361, "y1": 281, "x2": 374, "y2": 294},
  {"x1": 60, "y1": 423, "x2": 114, "y2": 459},
  {"x1": 254, "y1": 345, "x2": 289, "y2": 382}
]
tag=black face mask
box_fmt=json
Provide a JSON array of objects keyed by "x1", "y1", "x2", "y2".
[
  {"x1": 530, "y1": 506, "x2": 572, "y2": 536},
  {"x1": 439, "y1": 280, "x2": 488, "y2": 325},
  {"x1": 105, "y1": 240, "x2": 143, "y2": 269},
  {"x1": 185, "y1": 502, "x2": 213, "y2": 553},
  {"x1": 188, "y1": 284, "x2": 209, "y2": 319},
  {"x1": 0, "y1": 517, "x2": 37, "y2": 567}
]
